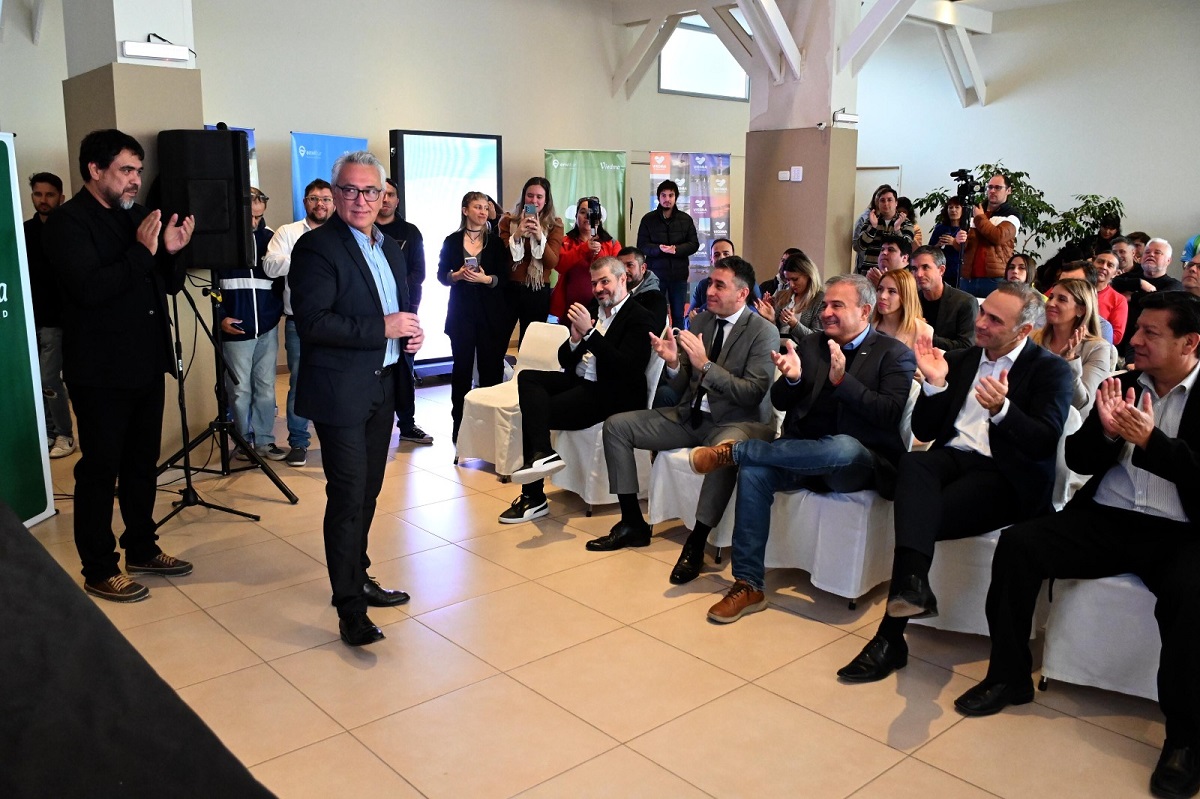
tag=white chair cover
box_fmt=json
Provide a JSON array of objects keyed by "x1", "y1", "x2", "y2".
[{"x1": 455, "y1": 322, "x2": 568, "y2": 476}]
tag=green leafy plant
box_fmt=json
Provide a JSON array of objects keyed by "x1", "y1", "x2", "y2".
[{"x1": 912, "y1": 161, "x2": 1123, "y2": 253}]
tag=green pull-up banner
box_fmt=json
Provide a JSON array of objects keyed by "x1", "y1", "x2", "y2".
[{"x1": 0, "y1": 132, "x2": 54, "y2": 525}]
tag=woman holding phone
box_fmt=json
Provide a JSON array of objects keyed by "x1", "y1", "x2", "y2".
[
  {"x1": 439, "y1": 191, "x2": 509, "y2": 445},
  {"x1": 551, "y1": 197, "x2": 621, "y2": 321},
  {"x1": 499, "y1": 177, "x2": 564, "y2": 344}
]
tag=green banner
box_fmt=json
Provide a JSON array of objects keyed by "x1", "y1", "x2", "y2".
[
  {"x1": 0, "y1": 133, "x2": 54, "y2": 525},
  {"x1": 544, "y1": 150, "x2": 628, "y2": 247}
]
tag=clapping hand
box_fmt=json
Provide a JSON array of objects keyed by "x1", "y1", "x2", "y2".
[
  {"x1": 868, "y1": 209, "x2": 879, "y2": 227},
  {"x1": 771, "y1": 338, "x2": 802, "y2": 382},
  {"x1": 755, "y1": 294, "x2": 776, "y2": 323},
  {"x1": 676, "y1": 328, "x2": 707, "y2": 370},
  {"x1": 914, "y1": 332, "x2": 949, "y2": 386},
  {"x1": 1059, "y1": 325, "x2": 1085, "y2": 360},
  {"x1": 565, "y1": 302, "x2": 592, "y2": 342},
  {"x1": 163, "y1": 213, "x2": 195, "y2": 255},
  {"x1": 828, "y1": 339, "x2": 847, "y2": 385},
  {"x1": 649, "y1": 329, "x2": 680, "y2": 369},
  {"x1": 975, "y1": 369, "x2": 1009, "y2": 416},
  {"x1": 1097, "y1": 379, "x2": 1155, "y2": 448}
]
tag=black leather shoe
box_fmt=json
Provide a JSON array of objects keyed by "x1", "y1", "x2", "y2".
[
  {"x1": 886, "y1": 574, "x2": 939, "y2": 619},
  {"x1": 363, "y1": 576, "x2": 410, "y2": 607},
  {"x1": 669, "y1": 540, "x2": 706, "y2": 584},
  {"x1": 339, "y1": 613, "x2": 385, "y2": 647},
  {"x1": 953, "y1": 680, "x2": 1035, "y2": 716},
  {"x1": 837, "y1": 636, "x2": 908, "y2": 683},
  {"x1": 586, "y1": 520, "x2": 652, "y2": 551},
  {"x1": 1151, "y1": 742, "x2": 1200, "y2": 799}
]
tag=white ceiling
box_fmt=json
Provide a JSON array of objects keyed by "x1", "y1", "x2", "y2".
[{"x1": 952, "y1": 0, "x2": 1080, "y2": 13}]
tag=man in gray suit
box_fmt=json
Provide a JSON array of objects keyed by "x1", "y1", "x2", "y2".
[
  {"x1": 696, "y1": 274, "x2": 917, "y2": 615},
  {"x1": 597, "y1": 256, "x2": 780, "y2": 566}
]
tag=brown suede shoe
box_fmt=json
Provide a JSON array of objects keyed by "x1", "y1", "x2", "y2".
[
  {"x1": 707, "y1": 579, "x2": 767, "y2": 623},
  {"x1": 690, "y1": 441, "x2": 736, "y2": 474}
]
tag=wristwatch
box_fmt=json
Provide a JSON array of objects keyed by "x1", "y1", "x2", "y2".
[{"x1": 701, "y1": 361, "x2": 714, "y2": 374}]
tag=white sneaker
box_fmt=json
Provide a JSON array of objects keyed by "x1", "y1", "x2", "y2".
[
  {"x1": 49, "y1": 436, "x2": 76, "y2": 458},
  {"x1": 511, "y1": 452, "x2": 566, "y2": 485}
]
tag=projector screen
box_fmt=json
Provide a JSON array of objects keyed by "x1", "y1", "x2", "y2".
[{"x1": 390, "y1": 130, "x2": 502, "y2": 367}]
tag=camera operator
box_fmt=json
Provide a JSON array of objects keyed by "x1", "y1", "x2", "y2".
[
  {"x1": 960, "y1": 173, "x2": 1021, "y2": 298},
  {"x1": 44, "y1": 129, "x2": 196, "y2": 603}
]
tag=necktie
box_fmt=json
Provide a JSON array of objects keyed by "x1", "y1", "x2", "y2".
[{"x1": 690, "y1": 319, "x2": 727, "y2": 429}]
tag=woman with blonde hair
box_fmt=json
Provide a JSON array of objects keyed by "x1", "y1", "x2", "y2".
[
  {"x1": 755, "y1": 249, "x2": 824, "y2": 341},
  {"x1": 872, "y1": 267, "x2": 932, "y2": 351},
  {"x1": 498, "y1": 176, "x2": 564, "y2": 344},
  {"x1": 1032, "y1": 278, "x2": 1113, "y2": 412}
]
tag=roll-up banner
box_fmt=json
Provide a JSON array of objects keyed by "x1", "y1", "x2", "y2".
[{"x1": 290, "y1": 132, "x2": 369, "y2": 221}]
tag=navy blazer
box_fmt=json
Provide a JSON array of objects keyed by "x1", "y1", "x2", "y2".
[
  {"x1": 912, "y1": 339, "x2": 1073, "y2": 514},
  {"x1": 290, "y1": 214, "x2": 411, "y2": 426},
  {"x1": 772, "y1": 329, "x2": 917, "y2": 466},
  {"x1": 557, "y1": 298, "x2": 657, "y2": 413},
  {"x1": 1066, "y1": 369, "x2": 1200, "y2": 522}
]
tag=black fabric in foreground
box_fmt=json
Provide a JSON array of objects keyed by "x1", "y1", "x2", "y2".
[{"x1": 0, "y1": 502, "x2": 275, "y2": 799}]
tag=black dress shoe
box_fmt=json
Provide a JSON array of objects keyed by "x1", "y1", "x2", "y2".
[
  {"x1": 837, "y1": 636, "x2": 908, "y2": 683},
  {"x1": 339, "y1": 613, "x2": 385, "y2": 647},
  {"x1": 886, "y1": 574, "x2": 939, "y2": 619},
  {"x1": 953, "y1": 680, "x2": 1035, "y2": 716},
  {"x1": 1151, "y1": 742, "x2": 1200, "y2": 799},
  {"x1": 669, "y1": 540, "x2": 706, "y2": 584},
  {"x1": 586, "y1": 520, "x2": 652, "y2": 551},
  {"x1": 363, "y1": 576, "x2": 410, "y2": 607}
]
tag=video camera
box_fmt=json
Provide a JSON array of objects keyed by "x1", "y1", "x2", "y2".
[
  {"x1": 950, "y1": 169, "x2": 979, "y2": 206},
  {"x1": 584, "y1": 196, "x2": 602, "y2": 233}
]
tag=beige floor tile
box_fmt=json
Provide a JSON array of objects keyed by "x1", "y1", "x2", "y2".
[
  {"x1": 1033, "y1": 679, "x2": 1165, "y2": 749},
  {"x1": 549, "y1": 499, "x2": 648, "y2": 537},
  {"x1": 158, "y1": 518, "x2": 276, "y2": 559},
  {"x1": 27, "y1": 509, "x2": 74, "y2": 545},
  {"x1": 873, "y1": 624, "x2": 995, "y2": 683},
  {"x1": 516, "y1": 746, "x2": 711, "y2": 798},
  {"x1": 459, "y1": 518, "x2": 619, "y2": 580},
  {"x1": 630, "y1": 683, "x2": 904, "y2": 799},
  {"x1": 849, "y1": 757, "x2": 996, "y2": 799},
  {"x1": 355, "y1": 674, "x2": 616, "y2": 799},
  {"x1": 488, "y1": 482, "x2": 590, "y2": 517},
  {"x1": 364, "y1": 545, "x2": 526, "y2": 615},
  {"x1": 178, "y1": 663, "x2": 343, "y2": 767},
  {"x1": 511, "y1": 627, "x2": 744, "y2": 742},
  {"x1": 92, "y1": 580, "x2": 203, "y2": 631},
  {"x1": 419, "y1": 458, "x2": 509, "y2": 492},
  {"x1": 243, "y1": 497, "x2": 329, "y2": 537},
  {"x1": 375, "y1": 465, "x2": 472, "y2": 515},
  {"x1": 765, "y1": 567, "x2": 889, "y2": 631},
  {"x1": 120, "y1": 610, "x2": 262, "y2": 689},
  {"x1": 168, "y1": 538, "x2": 326, "y2": 609},
  {"x1": 281, "y1": 512, "x2": 446, "y2": 567},
  {"x1": 537, "y1": 550, "x2": 726, "y2": 624},
  {"x1": 419, "y1": 582, "x2": 623, "y2": 671},
  {"x1": 755, "y1": 634, "x2": 976, "y2": 753},
  {"x1": 250, "y1": 733, "x2": 422, "y2": 798},
  {"x1": 272, "y1": 618, "x2": 496, "y2": 729},
  {"x1": 36, "y1": 537, "x2": 87, "y2": 579},
  {"x1": 635, "y1": 595, "x2": 846, "y2": 680},
  {"x1": 399, "y1": 492, "x2": 521, "y2": 541},
  {"x1": 914, "y1": 700, "x2": 1160, "y2": 798},
  {"x1": 206, "y1": 577, "x2": 341, "y2": 661}
]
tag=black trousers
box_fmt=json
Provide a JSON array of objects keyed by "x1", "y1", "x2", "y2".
[
  {"x1": 448, "y1": 323, "x2": 508, "y2": 441},
  {"x1": 394, "y1": 351, "x2": 416, "y2": 430},
  {"x1": 893, "y1": 447, "x2": 1023, "y2": 558},
  {"x1": 68, "y1": 380, "x2": 165, "y2": 581},
  {"x1": 314, "y1": 369, "x2": 396, "y2": 618},
  {"x1": 516, "y1": 369, "x2": 611, "y2": 458},
  {"x1": 506, "y1": 283, "x2": 551, "y2": 346},
  {"x1": 985, "y1": 500, "x2": 1200, "y2": 745}
]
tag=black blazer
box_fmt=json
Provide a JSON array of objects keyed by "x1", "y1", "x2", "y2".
[
  {"x1": 772, "y1": 329, "x2": 917, "y2": 466},
  {"x1": 929, "y1": 284, "x2": 977, "y2": 351},
  {"x1": 290, "y1": 214, "x2": 412, "y2": 426},
  {"x1": 437, "y1": 229, "x2": 508, "y2": 336},
  {"x1": 557, "y1": 298, "x2": 657, "y2": 413},
  {"x1": 1066, "y1": 369, "x2": 1200, "y2": 522},
  {"x1": 911, "y1": 339, "x2": 1073, "y2": 514},
  {"x1": 43, "y1": 188, "x2": 184, "y2": 389}
]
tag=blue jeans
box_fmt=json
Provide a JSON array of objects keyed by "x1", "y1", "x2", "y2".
[
  {"x1": 959, "y1": 276, "x2": 1000, "y2": 299},
  {"x1": 659, "y1": 276, "x2": 689, "y2": 328},
  {"x1": 284, "y1": 319, "x2": 311, "y2": 448},
  {"x1": 38, "y1": 326, "x2": 72, "y2": 439},
  {"x1": 223, "y1": 329, "x2": 279, "y2": 447},
  {"x1": 731, "y1": 436, "x2": 878, "y2": 590}
]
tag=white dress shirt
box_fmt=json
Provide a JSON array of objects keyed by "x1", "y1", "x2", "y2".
[
  {"x1": 262, "y1": 218, "x2": 318, "y2": 315},
  {"x1": 568, "y1": 294, "x2": 630, "y2": 382},
  {"x1": 923, "y1": 336, "x2": 1029, "y2": 459}
]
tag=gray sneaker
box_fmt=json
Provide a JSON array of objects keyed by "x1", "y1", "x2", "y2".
[
  {"x1": 256, "y1": 444, "x2": 288, "y2": 461},
  {"x1": 285, "y1": 446, "x2": 308, "y2": 467},
  {"x1": 49, "y1": 435, "x2": 76, "y2": 459}
]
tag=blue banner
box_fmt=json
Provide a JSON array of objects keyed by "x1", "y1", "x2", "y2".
[{"x1": 289, "y1": 132, "x2": 368, "y2": 221}]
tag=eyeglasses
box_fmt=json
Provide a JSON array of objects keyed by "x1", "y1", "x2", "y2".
[
  {"x1": 986, "y1": 184, "x2": 1006, "y2": 191},
  {"x1": 305, "y1": 196, "x2": 333, "y2": 205},
  {"x1": 335, "y1": 184, "x2": 382, "y2": 202},
  {"x1": 251, "y1": 192, "x2": 269, "y2": 202}
]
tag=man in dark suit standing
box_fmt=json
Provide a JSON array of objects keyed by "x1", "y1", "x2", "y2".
[
  {"x1": 956, "y1": 291, "x2": 1200, "y2": 799},
  {"x1": 44, "y1": 129, "x2": 196, "y2": 603},
  {"x1": 289, "y1": 152, "x2": 421, "y2": 647},
  {"x1": 599, "y1": 256, "x2": 779, "y2": 562},
  {"x1": 695, "y1": 274, "x2": 916, "y2": 614},
  {"x1": 914, "y1": 245, "x2": 976, "y2": 351},
  {"x1": 839, "y1": 280, "x2": 1072, "y2": 683},
  {"x1": 498, "y1": 255, "x2": 657, "y2": 524}
]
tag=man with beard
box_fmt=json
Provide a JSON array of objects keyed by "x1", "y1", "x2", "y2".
[
  {"x1": 618, "y1": 246, "x2": 667, "y2": 330},
  {"x1": 262, "y1": 179, "x2": 335, "y2": 466}
]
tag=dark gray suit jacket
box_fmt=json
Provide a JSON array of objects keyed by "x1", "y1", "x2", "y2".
[{"x1": 927, "y1": 284, "x2": 977, "y2": 351}]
